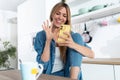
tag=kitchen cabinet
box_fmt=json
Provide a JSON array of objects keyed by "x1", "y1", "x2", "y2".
[
  {"x1": 114, "y1": 65, "x2": 120, "y2": 80},
  {"x1": 81, "y1": 64, "x2": 114, "y2": 80}
]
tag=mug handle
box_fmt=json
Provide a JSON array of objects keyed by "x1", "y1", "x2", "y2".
[{"x1": 36, "y1": 64, "x2": 43, "y2": 79}]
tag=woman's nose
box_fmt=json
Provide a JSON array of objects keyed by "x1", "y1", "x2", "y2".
[{"x1": 59, "y1": 15, "x2": 63, "y2": 20}]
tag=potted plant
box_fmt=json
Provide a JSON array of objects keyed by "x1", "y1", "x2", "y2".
[{"x1": 0, "y1": 39, "x2": 16, "y2": 69}]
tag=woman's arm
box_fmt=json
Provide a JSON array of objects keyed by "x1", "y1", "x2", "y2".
[
  {"x1": 70, "y1": 67, "x2": 80, "y2": 79},
  {"x1": 71, "y1": 42, "x2": 94, "y2": 58},
  {"x1": 41, "y1": 20, "x2": 58, "y2": 62},
  {"x1": 58, "y1": 32, "x2": 94, "y2": 58},
  {"x1": 40, "y1": 20, "x2": 53, "y2": 62},
  {"x1": 41, "y1": 40, "x2": 51, "y2": 62},
  {"x1": 34, "y1": 31, "x2": 51, "y2": 63}
]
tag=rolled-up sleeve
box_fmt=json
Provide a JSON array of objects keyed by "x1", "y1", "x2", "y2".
[{"x1": 34, "y1": 32, "x2": 49, "y2": 70}]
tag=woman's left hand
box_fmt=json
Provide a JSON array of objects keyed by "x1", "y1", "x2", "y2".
[{"x1": 57, "y1": 32, "x2": 75, "y2": 48}]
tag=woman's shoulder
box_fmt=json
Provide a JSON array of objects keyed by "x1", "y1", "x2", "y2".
[
  {"x1": 71, "y1": 32, "x2": 85, "y2": 45},
  {"x1": 35, "y1": 30, "x2": 46, "y2": 41},
  {"x1": 36, "y1": 30, "x2": 45, "y2": 37},
  {"x1": 71, "y1": 31, "x2": 82, "y2": 39}
]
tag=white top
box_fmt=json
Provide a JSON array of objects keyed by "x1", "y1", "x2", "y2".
[{"x1": 51, "y1": 47, "x2": 64, "y2": 73}]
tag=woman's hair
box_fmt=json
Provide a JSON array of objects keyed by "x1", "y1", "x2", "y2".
[
  {"x1": 50, "y1": 2, "x2": 71, "y2": 63},
  {"x1": 50, "y1": 2, "x2": 71, "y2": 25}
]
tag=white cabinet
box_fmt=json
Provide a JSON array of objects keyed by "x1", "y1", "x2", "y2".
[
  {"x1": 81, "y1": 64, "x2": 114, "y2": 80},
  {"x1": 115, "y1": 65, "x2": 120, "y2": 80}
]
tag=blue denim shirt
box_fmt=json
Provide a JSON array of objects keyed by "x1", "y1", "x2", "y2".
[{"x1": 34, "y1": 30, "x2": 90, "y2": 80}]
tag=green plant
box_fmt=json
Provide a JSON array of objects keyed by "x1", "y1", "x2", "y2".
[{"x1": 0, "y1": 40, "x2": 16, "y2": 68}]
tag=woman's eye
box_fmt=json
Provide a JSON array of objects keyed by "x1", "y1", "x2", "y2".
[
  {"x1": 56, "y1": 12, "x2": 67, "y2": 18},
  {"x1": 56, "y1": 12, "x2": 60, "y2": 15},
  {"x1": 63, "y1": 15, "x2": 67, "y2": 18}
]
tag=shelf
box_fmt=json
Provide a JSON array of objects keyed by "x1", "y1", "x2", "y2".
[
  {"x1": 71, "y1": 5, "x2": 120, "y2": 24},
  {"x1": 66, "y1": 0, "x2": 92, "y2": 7}
]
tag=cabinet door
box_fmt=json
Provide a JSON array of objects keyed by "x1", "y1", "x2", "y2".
[
  {"x1": 81, "y1": 64, "x2": 114, "y2": 80},
  {"x1": 115, "y1": 65, "x2": 120, "y2": 80}
]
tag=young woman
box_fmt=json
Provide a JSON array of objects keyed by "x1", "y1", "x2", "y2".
[{"x1": 34, "y1": 2, "x2": 94, "y2": 80}]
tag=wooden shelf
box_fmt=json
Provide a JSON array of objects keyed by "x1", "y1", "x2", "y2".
[{"x1": 71, "y1": 5, "x2": 120, "y2": 24}]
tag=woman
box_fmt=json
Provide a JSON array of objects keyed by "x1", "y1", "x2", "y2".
[{"x1": 34, "y1": 2, "x2": 94, "y2": 80}]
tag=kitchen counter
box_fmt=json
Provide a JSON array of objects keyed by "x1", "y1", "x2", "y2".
[
  {"x1": 0, "y1": 70, "x2": 76, "y2": 80},
  {"x1": 82, "y1": 58, "x2": 120, "y2": 65}
]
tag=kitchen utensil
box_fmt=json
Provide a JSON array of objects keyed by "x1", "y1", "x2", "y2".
[{"x1": 82, "y1": 23, "x2": 92, "y2": 43}]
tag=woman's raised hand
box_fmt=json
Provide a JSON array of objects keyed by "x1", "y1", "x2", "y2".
[
  {"x1": 42, "y1": 20, "x2": 53, "y2": 41},
  {"x1": 42, "y1": 20, "x2": 58, "y2": 41}
]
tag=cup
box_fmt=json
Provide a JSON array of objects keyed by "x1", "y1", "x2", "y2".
[{"x1": 20, "y1": 62, "x2": 43, "y2": 80}]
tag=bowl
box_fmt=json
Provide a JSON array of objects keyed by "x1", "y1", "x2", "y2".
[
  {"x1": 91, "y1": 4, "x2": 107, "y2": 11},
  {"x1": 71, "y1": 13, "x2": 80, "y2": 17},
  {"x1": 78, "y1": 8, "x2": 89, "y2": 15}
]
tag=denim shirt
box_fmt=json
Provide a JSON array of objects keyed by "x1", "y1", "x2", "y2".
[{"x1": 34, "y1": 30, "x2": 90, "y2": 79}]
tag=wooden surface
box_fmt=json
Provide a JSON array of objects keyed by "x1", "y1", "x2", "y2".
[
  {"x1": 0, "y1": 70, "x2": 76, "y2": 80},
  {"x1": 82, "y1": 58, "x2": 120, "y2": 65}
]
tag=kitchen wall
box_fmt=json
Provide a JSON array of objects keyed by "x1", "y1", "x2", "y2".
[
  {"x1": 45, "y1": 0, "x2": 61, "y2": 19},
  {"x1": 17, "y1": 0, "x2": 45, "y2": 66},
  {"x1": 88, "y1": 17, "x2": 120, "y2": 58},
  {"x1": 70, "y1": 0, "x2": 120, "y2": 58},
  {"x1": 0, "y1": 10, "x2": 17, "y2": 42}
]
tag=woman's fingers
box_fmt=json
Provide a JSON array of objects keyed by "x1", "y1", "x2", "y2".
[
  {"x1": 42, "y1": 20, "x2": 51, "y2": 30},
  {"x1": 57, "y1": 32, "x2": 74, "y2": 47},
  {"x1": 58, "y1": 43, "x2": 67, "y2": 46},
  {"x1": 45, "y1": 20, "x2": 49, "y2": 27},
  {"x1": 42, "y1": 24, "x2": 45, "y2": 30},
  {"x1": 59, "y1": 36, "x2": 68, "y2": 41},
  {"x1": 47, "y1": 20, "x2": 49, "y2": 27}
]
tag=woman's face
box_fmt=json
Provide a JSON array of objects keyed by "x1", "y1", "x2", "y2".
[{"x1": 52, "y1": 7, "x2": 67, "y2": 28}]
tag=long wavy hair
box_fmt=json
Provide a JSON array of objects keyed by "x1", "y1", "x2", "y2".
[{"x1": 50, "y1": 2, "x2": 71, "y2": 63}]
